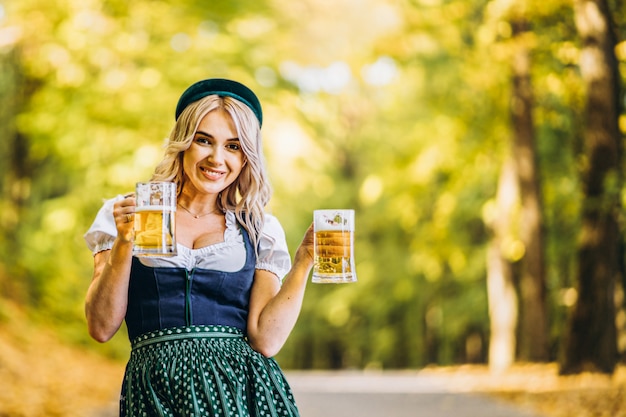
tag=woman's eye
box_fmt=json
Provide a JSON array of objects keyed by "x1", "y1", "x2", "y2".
[
  {"x1": 195, "y1": 137, "x2": 210, "y2": 144},
  {"x1": 226, "y1": 143, "x2": 241, "y2": 151}
]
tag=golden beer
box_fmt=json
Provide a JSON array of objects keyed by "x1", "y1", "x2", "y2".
[
  {"x1": 314, "y1": 230, "x2": 353, "y2": 271},
  {"x1": 133, "y1": 207, "x2": 176, "y2": 257},
  {"x1": 312, "y1": 210, "x2": 357, "y2": 283}
]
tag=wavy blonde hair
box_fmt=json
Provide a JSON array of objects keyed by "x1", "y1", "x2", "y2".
[{"x1": 151, "y1": 95, "x2": 271, "y2": 251}]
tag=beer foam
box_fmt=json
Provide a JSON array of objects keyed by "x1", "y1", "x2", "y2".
[{"x1": 314, "y1": 210, "x2": 354, "y2": 231}]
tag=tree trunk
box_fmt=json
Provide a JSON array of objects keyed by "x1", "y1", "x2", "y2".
[
  {"x1": 560, "y1": 0, "x2": 622, "y2": 375},
  {"x1": 510, "y1": 18, "x2": 549, "y2": 362},
  {"x1": 0, "y1": 48, "x2": 32, "y2": 300},
  {"x1": 487, "y1": 158, "x2": 519, "y2": 373}
]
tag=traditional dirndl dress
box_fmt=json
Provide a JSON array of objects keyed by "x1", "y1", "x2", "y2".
[
  {"x1": 120, "y1": 325, "x2": 299, "y2": 416},
  {"x1": 118, "y1": 224, "x2": 300, "y2": 417}
]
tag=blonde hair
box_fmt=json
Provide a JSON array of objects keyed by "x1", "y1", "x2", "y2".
[{"x1": 151, "y1": 95, "x2": 271, "y2": 251}]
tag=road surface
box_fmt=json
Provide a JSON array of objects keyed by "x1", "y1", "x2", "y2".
[{"x1": 286, "y1": 371, "x2": 545, "y2": 417}]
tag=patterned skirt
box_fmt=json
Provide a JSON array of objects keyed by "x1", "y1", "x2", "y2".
[{"x1": 120, "y1": 325, "x2": 300, "y2": 417}]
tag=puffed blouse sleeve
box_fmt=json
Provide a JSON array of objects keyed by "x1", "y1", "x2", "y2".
[
  {"x1": 256, "y1": 214, "x2": 292, "y2": 281},
  {"x1": 84, "y1": 196, "x2": 123, "y2": 255}
]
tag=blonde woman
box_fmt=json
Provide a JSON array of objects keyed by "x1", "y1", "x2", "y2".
[{"x1": 84, "y1": 79, "x2": 313, "y2": 417}]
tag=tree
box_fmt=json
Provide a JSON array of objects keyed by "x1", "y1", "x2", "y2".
[
  {"x1": 486, "y1": 157, "x2": 520, "y2": 372},
  {"x1": 560, "y1": 0, "x2": 622, "y2": 374},
  {"x1": 486, "y1": 3, "x2": 550, "y2": 372},
  {"x1": 509, "y1": 16, "x2": 549, "y2": 362}
]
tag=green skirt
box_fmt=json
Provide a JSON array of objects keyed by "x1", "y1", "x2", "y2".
[{"x1": 120, "y1": 325, "x2": 300, "y2": 417}]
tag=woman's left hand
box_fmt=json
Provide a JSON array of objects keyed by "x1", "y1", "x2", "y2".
[{"x1": 294, "y1": 222, "x2": 314, "y2": 267}]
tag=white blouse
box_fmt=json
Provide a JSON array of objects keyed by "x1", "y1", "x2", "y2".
[{"x1": 84, "y1": 195, "x2": 292, "y2": 280}]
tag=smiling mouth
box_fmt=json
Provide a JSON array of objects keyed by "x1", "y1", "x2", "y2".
[{"x1": 200, "y1": 166, "x2": 226, "y2": 179}]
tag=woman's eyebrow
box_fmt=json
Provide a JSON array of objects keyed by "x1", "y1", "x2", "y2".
[
  {"x1": 195, "y1": 130, "x2": 213, "y2": 138},
  {"x1": 195, "y1": 130, "x2": 240, "y2": 141}
]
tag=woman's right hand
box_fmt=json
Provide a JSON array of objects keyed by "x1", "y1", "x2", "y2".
[{"x1": 112, "y1": 193, "x2": 136, "y2": 242}]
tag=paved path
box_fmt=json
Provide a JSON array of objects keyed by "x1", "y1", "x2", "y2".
[{"x1": 285, "y1": 371, "x2": 546, "y2": 417}]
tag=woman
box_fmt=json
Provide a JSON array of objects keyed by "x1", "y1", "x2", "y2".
[{"x1": 84, "y1": 78, "x2": 313, "y2": 416}]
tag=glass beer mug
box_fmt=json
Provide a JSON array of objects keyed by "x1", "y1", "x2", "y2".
[
  {"x1": 133, "y1": 181, "x2": 177, "y2": 257},
  {"x1": 312, "y1": 209, "x2": 357, "y2": 284}
]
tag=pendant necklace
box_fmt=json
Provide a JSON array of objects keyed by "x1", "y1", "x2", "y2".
[{"x1": 178, "y1": 203, "x2": 220, "y2": 219}]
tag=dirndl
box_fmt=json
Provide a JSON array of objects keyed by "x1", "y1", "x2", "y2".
[{"x1": 120, "y1": 325, "x2": 300, "y2": 417}]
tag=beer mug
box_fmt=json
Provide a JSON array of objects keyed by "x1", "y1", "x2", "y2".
[
  {"x1": 133, "y1": 182, "x2": 177, "y2": 257},
  {"x1": 312, "y1": 209, "x2": 357, "y2": 284}
]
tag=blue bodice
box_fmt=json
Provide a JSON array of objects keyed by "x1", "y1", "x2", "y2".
[{"x1": 125, "y1": 228, "x2": 256, "y2": 341}]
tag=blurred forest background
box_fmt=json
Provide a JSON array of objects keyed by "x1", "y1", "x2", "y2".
[{"x1": 1, "y1": 0, "x2": 626, "y2": 404}]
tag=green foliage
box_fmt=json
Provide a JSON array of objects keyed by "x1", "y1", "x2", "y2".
[{"x1": 0, "y1": 0, "x2": 624, "y2": 368}]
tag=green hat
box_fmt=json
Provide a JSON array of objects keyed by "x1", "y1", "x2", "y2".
[{"x1": 175, "y1": 78, "x2": 263, "y2": 126}]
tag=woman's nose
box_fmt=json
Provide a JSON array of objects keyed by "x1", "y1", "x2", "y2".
[{"x1": 206, "y1": 146, "x2": 224, "y2": 164}]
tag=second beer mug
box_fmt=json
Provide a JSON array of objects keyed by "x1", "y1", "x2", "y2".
[
  {"x1": 312, "y1": 209, "x2": 357, "y2": 284},
  {"x1": 133, "y1": 181, "x2": 177, "y2": 257}
]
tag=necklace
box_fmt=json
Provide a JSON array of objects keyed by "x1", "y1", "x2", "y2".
[{"x1": 178, "y1": 203, "x2": 220, "y2": 219}]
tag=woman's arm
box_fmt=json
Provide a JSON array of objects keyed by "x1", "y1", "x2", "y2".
[
  {"x1": 85, "y1": 196, "x2": 136, "y2": 342},
  {"x1": 247, "y1": 224, "x2": 314, "y2": 357}
]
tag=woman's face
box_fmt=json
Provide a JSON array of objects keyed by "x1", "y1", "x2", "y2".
[{"x1": 182, "y1": 109, "x2": 246, "y2": 197}]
